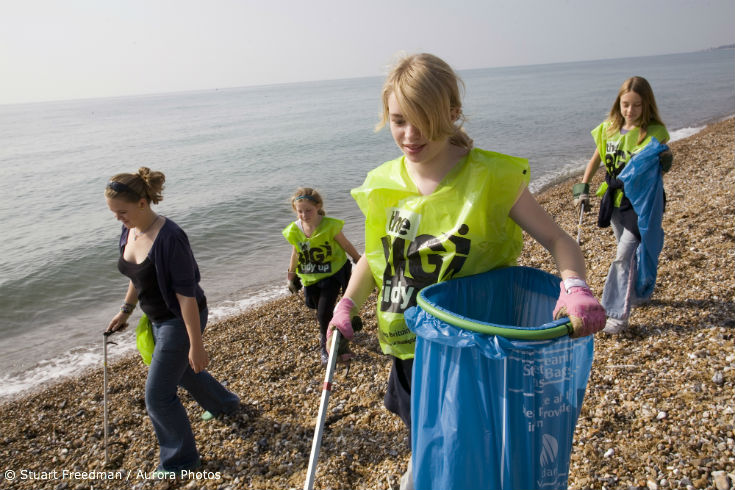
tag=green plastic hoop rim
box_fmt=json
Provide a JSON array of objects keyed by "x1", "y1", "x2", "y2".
[{"x1": 416, "y1": 290, "x2": 573, "y2": 340}]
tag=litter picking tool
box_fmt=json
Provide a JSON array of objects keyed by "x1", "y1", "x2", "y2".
[
  {"x1": 103, "y1": 329, "x2": 119, "y2": 466},
  {"x1": 576, "y1": 203, "x2": 585, "y2": 245},
  {"x1": 304, "y1": 329, "x2": 342, "y2": 490}
]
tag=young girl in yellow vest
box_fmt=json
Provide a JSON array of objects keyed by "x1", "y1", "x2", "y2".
[
  {"x1": 327, "y1": 53, "x2": 606, "y2": 487},
  {"x1": 572, "y1": 76, "x2": 672, "y2": 334},
  {"x1": 283, "y1": 187, "x2": 361, "y2": 363}
]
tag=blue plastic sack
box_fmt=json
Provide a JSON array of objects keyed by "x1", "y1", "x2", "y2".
[
  {"x1": 404, "y1": 266, "x2": 594, "y2": 490},
  {"x1": 619, "y1": 138, "x2": 667, "y2": 299}
]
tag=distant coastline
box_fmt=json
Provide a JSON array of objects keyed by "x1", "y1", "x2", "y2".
[{"x1": 705, "y1": 43, "x2": 735, "y2": 51}]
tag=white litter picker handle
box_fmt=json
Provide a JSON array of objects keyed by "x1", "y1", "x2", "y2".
[
  {"x1": 304, "y1": 329, "x2": 341, "y2": 490},
  {"x1": 103, "y1": 331, "x2": 112, "y2": 466},
  {"x1": 576, "y1": 204, "x2": 585, "y2": 245}
]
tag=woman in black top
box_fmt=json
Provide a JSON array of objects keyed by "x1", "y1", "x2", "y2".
[{"x1": 105, "y1": 167, "x2": 239, "y2": 475}]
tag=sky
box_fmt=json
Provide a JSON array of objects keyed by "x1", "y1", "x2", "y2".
[{"x1": 1, "y1": 0, "x2": 733, "y2": 105}]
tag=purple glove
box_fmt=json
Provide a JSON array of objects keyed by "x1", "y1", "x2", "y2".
[
  {"x1": 553, "y1": 279, "x2": 606, "y2": 338},
  {"x1": 328, "y1": 297, "x2": 356, "y2": 341}
]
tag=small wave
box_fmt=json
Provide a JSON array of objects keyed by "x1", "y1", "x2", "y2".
[
  {"x1": 669, "y1": 126, "x2": 705, "y2": 142},
  {"x1": 0, "y1": 334, "x2": 137, "y2": 400},
  {"x1": 208, "y1": 284, "x2": 289, "y2": 322},
  {"x1": 530, "y1": 158, "x2": 588, "y2": 194},
  {"x1": 0, "y1": 285, "x2": 288, "y2": 401}
]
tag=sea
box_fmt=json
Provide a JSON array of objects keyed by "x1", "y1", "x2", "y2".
[{"x1": 1, "y1": 49, "x2": 733, "y2": 400}]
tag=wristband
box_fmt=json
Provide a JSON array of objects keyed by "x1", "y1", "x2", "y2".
[
  {"x1": 562, "y1": 277, "x2": 589, "y2": 293},
  {"x1": 120, "y1": 302, "x2": 135, "y2": 315}
]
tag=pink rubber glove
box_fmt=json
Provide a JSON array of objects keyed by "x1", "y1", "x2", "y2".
[
  {"x1": 553, "y1": 279, "x2": 606, "y2": 338},
  {"x1": 327, "y1": 297, "x2": 355, "y2": 341}
]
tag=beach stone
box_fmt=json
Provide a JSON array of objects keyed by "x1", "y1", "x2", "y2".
[
  {"x1": 694, "y1": 476, "x2": 710, "y2": 488},
  {"x1": 713, "y1": 471, "x2": 730, "y2": 490},
  {"x1": 641, "y1": 408, "x2": 654, "y2": 419}
]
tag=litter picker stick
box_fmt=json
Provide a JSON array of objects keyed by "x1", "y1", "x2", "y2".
[
  {"x1": 103, "y1": 331, "x2": 111, "y2": 466},
  {"x1": 103, "y1": 330, "x2": 118, "y2": 466},
  {"x1": 304, "y1": 329, "x2": 342, "y2": 490},
  {"x1": 576, "y1": 204, "x2": 585, "y2": 245}
]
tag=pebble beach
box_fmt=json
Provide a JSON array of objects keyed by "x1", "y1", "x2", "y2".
[{"x1": 1, "y1": 118, "x2": 732, "y2": 490}]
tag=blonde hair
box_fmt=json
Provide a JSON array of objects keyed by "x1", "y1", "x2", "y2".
[
  {"x1": 376, "y1": 53, "x2": 473, "y2": 150},
  {"x1": 607, "y1": 76, "x2": 664, "y2": 144},
  {"x1": 105, "y1": 167, "x2": 165, "y2": 204},
  {"x1": 289, "y1": 187, "x2": 325, "y2": 216}
]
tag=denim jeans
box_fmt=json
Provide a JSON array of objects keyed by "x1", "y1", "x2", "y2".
[
  {"x1": 601, "y1": 209, "x2": 641, "y2": 320},
  {"x1": 147, "y1": 308, "x2": 240, "y2": 471}
]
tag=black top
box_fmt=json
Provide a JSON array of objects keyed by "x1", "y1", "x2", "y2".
[
  {"x1": 118, "y1": 256, "x2": 175, "y2": 323},
  {"x1": 117, "y1": 218, "x2": 207, "y2": 322}
]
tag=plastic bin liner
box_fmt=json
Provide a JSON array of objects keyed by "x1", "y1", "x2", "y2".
[
  {"x1": 618, "y1": 138, "x2": 667, "y2": 299},
  {"x1": 404, "y1": 266, "x2": 594, "y2": 490}
]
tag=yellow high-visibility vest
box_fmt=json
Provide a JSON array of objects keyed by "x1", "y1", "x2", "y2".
[
  {"x1": 282, "y1": 216, "x2": 347, "y2": 286},
  {"x1": 352, "y1": 148, "x2": 530, "y2": 359}
]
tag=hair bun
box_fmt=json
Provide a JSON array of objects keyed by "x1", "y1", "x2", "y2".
[{"x1": 138, "y1": 166, "x2": 151, "y2": 183}]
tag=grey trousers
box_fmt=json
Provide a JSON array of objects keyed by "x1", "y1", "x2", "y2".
[{"x1": 601, "y1": 209, "x2": 641, "y2": 320}]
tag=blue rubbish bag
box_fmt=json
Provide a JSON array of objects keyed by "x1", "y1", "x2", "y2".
[
  {"x1": 404, "y1": 266, "x2": 594, "y2": 490},
  {"x1": 618, "y1": 138, "x2": 667, "y2": 299}
]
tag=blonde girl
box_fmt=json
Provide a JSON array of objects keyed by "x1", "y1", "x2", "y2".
[
  {"x1": 573, "y1": 76, "x2": 672, "y2": 334},
  {"x1": 327, "y1": 55, "x2": 605, "y2": 484},
  {"x1": 282, "y1": 187, "x2": 360, "y2": 363}
]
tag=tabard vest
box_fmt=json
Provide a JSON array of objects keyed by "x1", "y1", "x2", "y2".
[
  {"x1": 592, "y1": 121, "x2": 669, "y2": 207},
  {"x1": 282, "y1": 216, "x2": 347, "y2": 286},
  {"x1": 351, "y1": 148, "x2": 530, "y2": 359}
]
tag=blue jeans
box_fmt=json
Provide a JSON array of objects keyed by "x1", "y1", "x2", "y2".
[
  {"x1": 601, "y1": 209, "x2": 641, "y2": 320},
  {"x1": 147, "y1": 308, "x2": 240, "y2": 471}
]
